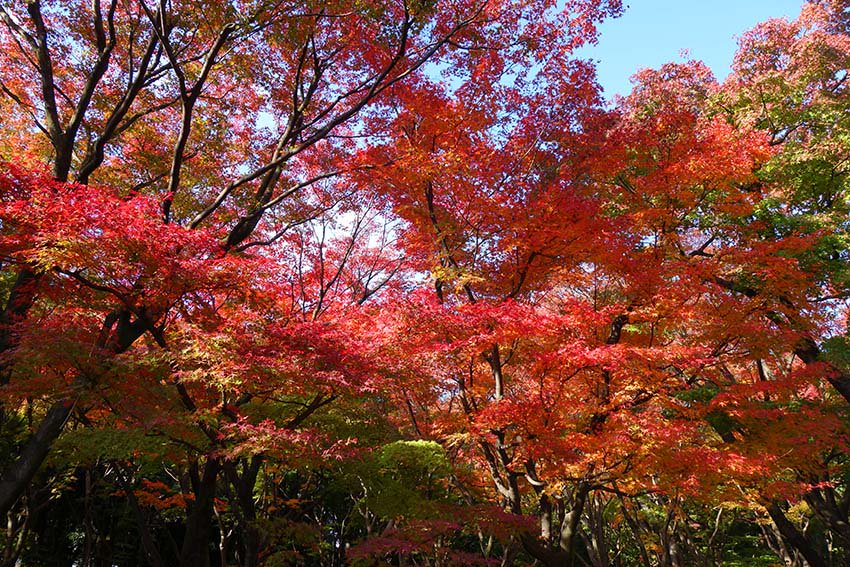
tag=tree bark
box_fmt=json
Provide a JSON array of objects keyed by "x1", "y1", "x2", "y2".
[
  {"x1": 0, "y1": 399, "x2": 73, "y2": 516},
  {"x1": 521, "y1": 483, "x2": 591, "y2": 567},
  {"x1": 766, "y1": 502, "x2": 827, "y2": 567},
  {"x1": 180, "y1": 458, "x2": 221, "y2": 567},
  {"x1": 0, "y1": 309, "x2": 146, "y2": 517},
  {"x1": 224, "y1": 457, "x2": 263, "y2": 567}
]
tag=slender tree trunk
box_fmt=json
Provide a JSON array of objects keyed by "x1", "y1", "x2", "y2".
[
  {"x1": 584, "y1": 493, "x2": 610, "y2": 567},
  {"x1": 766, "y1": 502, "x2": 827, "y2": 567},
  {"x1": 0, "y1": 399, "x2": 74, "y2": 517},
  {"x1": 521, "y1": 483, "x2": 591, "y2": 567},
  {"x1": 224, "y1": 457, "x2": 263, "y2": 567},
  {"x1": 180, "y1": 458, "x2": 221, "y2": 567},
  {"x1": 0, "y1": 307, "x2": 146, "y2": 517}
]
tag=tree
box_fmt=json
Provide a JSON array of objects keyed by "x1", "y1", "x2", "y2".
[
  {"x1": 5, "y1": 0, "x2": 850, "y2": 565},
  {"x1": 0, "y1": 0, "x2": 625, "y2": 564},
  {"x1": 708, "y1": 2, "x2": 850, "y2": 563},
  {"x1": 359, "y1": 3, "x2": 850, "y2": 565}
]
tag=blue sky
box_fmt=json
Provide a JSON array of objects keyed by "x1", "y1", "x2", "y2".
[{"x1": 576, "y1": 0, "x2": 805, "y2": 98}]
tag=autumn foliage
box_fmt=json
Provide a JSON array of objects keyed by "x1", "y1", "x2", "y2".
[{"x1": 0, "y1": 0, "x2": 849, "y2": 565}]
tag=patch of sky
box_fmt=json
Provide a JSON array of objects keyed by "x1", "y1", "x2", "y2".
[{"x1": 573, "y1": 0, "x2": 805, "y2": 99}]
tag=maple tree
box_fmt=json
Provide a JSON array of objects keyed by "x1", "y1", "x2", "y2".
[
  {"x1": 706, "y1": 3, "x2": 850, "y2": 565},
  {"x1": 363, "y1": 53, "x2": 781, "y2": 567},
  {"x1": 0, "y1": 0, "x2": 622, "y2": 564},
  {"x1": 353, "y1": 1, "x2": 850, "y2": 565},
  {"x1": 1, "y1": 0, "x2": 850, "y2": 565}
]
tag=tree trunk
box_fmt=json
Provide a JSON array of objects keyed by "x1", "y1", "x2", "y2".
[
  {"x1": 0, "y1": 308, "x2": 146, "y2": 517},
  {"x1": 0, "y1": 399, "x2": 73, "y2": 517},
  {"x1": 521, "y1": 483, "x2": 591, "y2": 567},
  {"x1": 224, "y1": 457, "x2": 263, "y2": 567},
  {"x1": 180, "y1": 458, "x2": 220, "y2": 567},
  {"x1": 766, "y1": 502, "x2": 827, "y2": 567}
]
